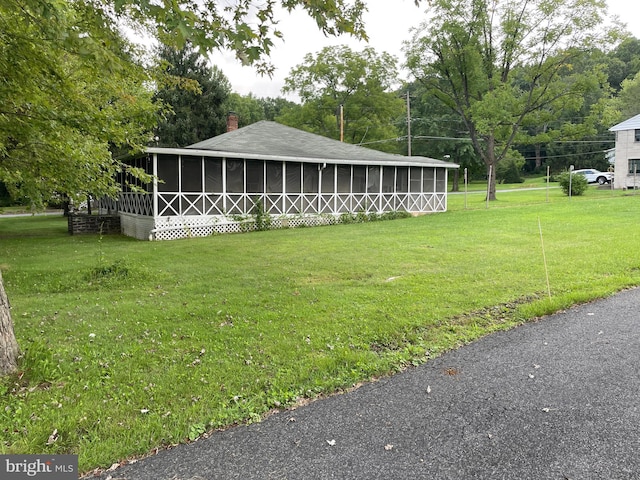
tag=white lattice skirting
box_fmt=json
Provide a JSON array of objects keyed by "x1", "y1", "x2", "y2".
[{"x1": 148, "y1": 215, "x2": 341, "y2": 241}]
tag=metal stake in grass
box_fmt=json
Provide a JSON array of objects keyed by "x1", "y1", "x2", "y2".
[{"x1": 538, "y1": 217, "x2": 552, "y2": 299}]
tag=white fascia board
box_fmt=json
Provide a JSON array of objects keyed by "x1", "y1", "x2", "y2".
[{"x1": 145, "y1": 147, "x2": 459, "y2": 169}]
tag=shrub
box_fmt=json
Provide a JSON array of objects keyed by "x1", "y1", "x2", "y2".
[{"x1": 557, "y1": 171, "x2": 588, "y2": 196}]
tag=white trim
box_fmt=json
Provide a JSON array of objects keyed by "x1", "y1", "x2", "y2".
[{"x1": 146, "y1": 147, "x2": 459, "y2": 169}]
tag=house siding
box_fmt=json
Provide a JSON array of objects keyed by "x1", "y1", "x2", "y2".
[{"x1": 614, "y1": 129, "x2": 640, "y2": 189}]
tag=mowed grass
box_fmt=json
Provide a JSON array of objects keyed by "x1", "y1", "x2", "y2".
[{"x1": 1, "y1": 186, "x2": 639, "y2": 473}]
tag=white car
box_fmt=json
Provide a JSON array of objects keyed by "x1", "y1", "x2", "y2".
[{"x1": 572, "y1": 169, "x2": 613, "y2": 185}]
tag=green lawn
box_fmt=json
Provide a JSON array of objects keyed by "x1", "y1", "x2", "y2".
[{"x1": 1, "y1": 187, "x2": 639, "y2": 473}]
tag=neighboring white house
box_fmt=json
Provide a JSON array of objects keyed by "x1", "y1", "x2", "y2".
[
  {"x1": 609, "y1": 114, "x2": 640, "y2": 189},
  {"x1": 103, "y1": 121, "x2": 459, "y2": 240}
]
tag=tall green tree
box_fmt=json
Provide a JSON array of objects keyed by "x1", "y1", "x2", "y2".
[
  {"x1": 612, "y1": 72, "x2": 640, "y2": 121},
  {"x1": 516, "y1": 49, "x2": 615, "y2": 173},
  {"x1": 0, "y1": 0, "x2": 389, "y2": 375},
  {"x1": 403, "y1": 82, "x2": 480, "y2": 183},
  {"x1": 0, "y1": 0, "x2": 157, "y2": 208},
  {"x1": 1, "y1": 0, "x2": 376, "y2": 207},
  {"x1": 260, "y1": 97, "x2": 299, "y2": 121},
  {"x1": 114, "y1": 0, "x2": 372, "y2": 75},
  {"x1": 405, "y1": 0, "x2": 614, "y2": 200},
  {"x1": 220, "y1": 94, "x2": 299, "y2": 129},
  {"x1": 606, "y1": 37, "x2": 640, "y2": 92},
  {"x1": 224, "y1": 93, "x2": 268, "y2": 128},
  {"x1": 154, "y1": 44, "x2": 231, "y2": 147},
  {"x1": 280, "y1": 45, "x2": 405, "y2": 152}
]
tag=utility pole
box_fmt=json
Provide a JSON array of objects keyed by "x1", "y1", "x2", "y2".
[
  {"x1": 340, "y1": 104, "x2": 344, "y2": 142},
  {"x1": 406, "y1": 92, "x2": 411, "y2": 156}
]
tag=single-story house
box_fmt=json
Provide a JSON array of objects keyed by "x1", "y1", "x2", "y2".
[
  {"x1": 102, "y1": 120, "x2": 459, "y2": 240},
  {"x1": 609, "y1": 114, "x2": 640, "y2": 189}
]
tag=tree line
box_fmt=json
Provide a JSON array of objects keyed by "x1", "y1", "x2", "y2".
[
  {"x1": 2, "y1": 0, "x2": 639, "y2": 211},
  {"x1": 158, "y1": 8, "x2": 640, "y2": 200}
]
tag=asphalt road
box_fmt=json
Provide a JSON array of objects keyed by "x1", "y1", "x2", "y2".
[{"x1": 90, "y1": 288, "x2": 640, "y2": 480}]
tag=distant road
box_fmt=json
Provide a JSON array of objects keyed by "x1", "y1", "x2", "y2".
[
  {"x1": 450, "y1": 186, "x2": 556, "y2": 195},
  {"x1": 0, "y1": 210, "x2": 63, "y2": 218}
]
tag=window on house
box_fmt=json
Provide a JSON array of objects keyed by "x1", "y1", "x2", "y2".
[
  {"x1": 636, "y1": 130, "x2": 640, "y2": 142},
  {"x1": 205, "y1": 158, "x2": 223, "y2": 192},
  {"x1": 410, "y1": 167, "x2": 422, "y2": 193},
  {"x1": 629, "y1": 159, "x2": 640, "y2": 175},
  {"x1": 266, "y1": 162, "x2": 283, "y2": 193},
  {"x1": 337, "y1": 165, "x2": 351, "y2": 193},
  {"x1": 157, "y1": 154, "x2": 179, "y2": 191},
  {"x1": 246, "y1": 160, "x2": 264, "y2": 193},
  {"x1": 303, "y1": 164, "x2": 319, "y2": 193},
  {"x1": 382, "y1": 167, "x2": 395, "y2": 193},
  {"x1": 367, "y1": 166, "x2": 380, "y2": 193},
  {"x1": 352, "y1": 166, "x2": 366, "y2": 193},
  {"x1": 436, "y1": 168, "x2": 447, "y2": 192},
  {"x1": 396, "y1": 167, "x2": 408, "y2": 192},
  {"x1": 226, "y1": 159, "x2": 244, "y2": 193},
  {"x1": 286, "y1": 162, "x2": 302, "y2": 193},
  {"x1": 423, "y1": 169, "x2": 435, "y2": 193},
  {"x1": 181, "y1": 156, "x2": 202, "y2": 192},
  {"x1": 321, "y1": 165, "x2": 334, "y2": 193}
]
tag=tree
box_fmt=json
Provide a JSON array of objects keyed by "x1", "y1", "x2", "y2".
[
  {"x1": 260, "y1": 97, "x2": 299, "y2": 121},
  {"x1": 224, "y1": 93, "x2": 269, "y2": 128},
  {"x1": 1, "y1": 0, "x2": 378, "y2": 207},
  {"x1": 154, "y1": 44, "x2": 231, "y2": 147},
  {"x1": 280, "y1": 45, "x2": 405, "y2": 152},
  {"x1": 0, "y1": 0, "x2": 158, "y2": 208},
  {"x1": 606, "y1": 37, "x2": 640, "y2": 92},
  {"x1": 403, "y1": 81, "x2": 480, "y2": 187},
  {"x1": 405, "y1": 0, "x2": 614, "y2": 200},
  {"x1": 612, "y1": 72, "x2": 640, "y2": 120},
  {"x1": 116, "y1": 0, "x2": 373, "y2": 75},
  {"x1": 0, "y1": 270, "x2": 19, "y2": 375}
]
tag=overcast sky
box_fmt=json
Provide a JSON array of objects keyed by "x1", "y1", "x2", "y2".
[{"x1": 208, "y1": 0, "x2": 640, "y2": 100}]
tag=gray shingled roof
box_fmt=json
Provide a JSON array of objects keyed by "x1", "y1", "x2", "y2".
[
  {"x1": 180, "y1": 121, "x2": 457, "y2": 168},
  {"x1": 610, "y1": 114, "x2": 640, "y2": 132}
]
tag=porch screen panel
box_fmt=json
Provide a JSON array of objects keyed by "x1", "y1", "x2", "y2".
[
  {"x1": 352, "y1": 166, "x2": 366, "y2": 193},
  {"x1": 337, "y1": 165, "x2": 351, "y2": 193},
  {"x1": 226, "y1": 159, "x2": 244, "y2": 193},
  {"x1": 396, "y1": 167, "x2": 409, "y2": 192},
  {"x1": 321, "y1": 165, "x2": 335, "y2": 193},
  {"x1": 367, "y1": 166, "x2": 380, "y2": 193},
  {"x1": 410, "y1": 167, "x2": 422, "y2": 192},
  {"x1": 181, "y1": 156, "x2": 202, "y2": 192},
  {"x1": 142, "y1": 155, "x2": 153, "y2": 192},
  {"x1": 436, "y1": 168, "x2": 447, "y2": 192},
  {"x1": 117, "y1": 168, "x2": 126, "y2": 192},
  {"x1": 423, "y1": 169, "x2": 435, "y2": 193},
  {"x1": 157, "y1": 154, "x2": 179, "y2": 191},
  {"x1": 266, "y1": 162, "x2": 283, "y2": 192},
  {"x1": 382, "y1": 166, "x2": 395, "y2": 192},
  {"x1": 286, "y1": 162, "x2": 302, "y2": 193},
  {"x1": 205, "y1": 157, "x2": 223, "y2": 192},
  {"x1": 123, "y1": 156, "x2": 151, "y2": 192},
  {"x1": 303, "y1": 164, "x2": 319, "y2": 193},
  {"x1": 246, "y1": 160, "x2": 264, "y2": 193}
]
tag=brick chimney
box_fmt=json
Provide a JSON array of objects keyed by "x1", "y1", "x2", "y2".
[{"x1": 226, "y1": 112, "x2": 239, "y2": 132}]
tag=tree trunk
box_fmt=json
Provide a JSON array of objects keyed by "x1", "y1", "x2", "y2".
[
  {"x1": 451, "y1": 169, "x2": 459, "y2": 192},
  {"x1": 486, "y1": 136, "x2": 497, "y2": 201},
  {"x1": 535, "y1": 143, "x2": 542, "y2": 170},
  {"x1": 0, "y1": 270, "x2": 19, "y2": 376}
]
